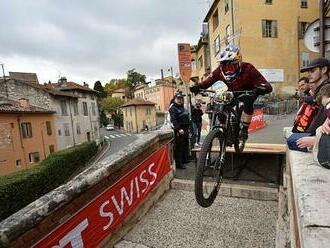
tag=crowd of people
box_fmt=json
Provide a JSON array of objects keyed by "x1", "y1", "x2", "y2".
[
  {"x1": 288, "y1": 57, "x2": 330, "y2": 168},
  {"x1": 168, "y1": 44, "x2": 330, "y2": 170}
]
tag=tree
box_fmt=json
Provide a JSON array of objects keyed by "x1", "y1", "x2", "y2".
[
  {"x1": 93, "y1": 81, "x2": 108, "y2": 126},
  {"x1": 93, "y1": 80, "x2": 107, "y2": 98},
  {"x1": 100, "y1": 97, "x2": 125, "y2": 127},
  {"x1": 127, "y1": 69, "x2": 146, "y2": 89},
  {"x1": 104, "y1": 79, "x2": 127, "y2": 96}
]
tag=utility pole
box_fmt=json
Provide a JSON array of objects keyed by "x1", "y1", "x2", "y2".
[
  {"x1": 1, "y1": 64, "x2": 8, "y2": 98},
  {"x1": 320, "y1": 0, "x2": 325, "y2": 57}
]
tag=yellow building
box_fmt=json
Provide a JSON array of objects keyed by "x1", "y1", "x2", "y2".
[
  {"x1": 134, "y1": 84, "x2": 145, "y2": 99},
  {"x1": 121, "y1": 99, "x2": 156, "y2": 133},
  {"x1": 112, "y1": 88, "x2": 129, "y2": 101},
  {"x1": 196, "y1": 0, "x2": 322, "y2": 95}
]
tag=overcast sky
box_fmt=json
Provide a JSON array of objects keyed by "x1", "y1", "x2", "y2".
[{"x1": 0, "y1": 0, "x2": 209, "y2": 86}]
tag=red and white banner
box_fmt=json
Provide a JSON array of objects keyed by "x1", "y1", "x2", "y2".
[
  {"x1": 248, "y1": 109, "x2": 267, "y2": 133},
  {"x1": 34, "y1": 145, "x2": 172, "y2": 248}
]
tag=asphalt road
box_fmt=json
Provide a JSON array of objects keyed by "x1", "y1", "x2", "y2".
[{"x1": 99, "y1": 127, "x2": 138, "y2": 156}]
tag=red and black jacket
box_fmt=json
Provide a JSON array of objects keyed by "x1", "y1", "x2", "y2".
[{"x1": 200, "y1": 62, "x2": 272, "y2": 93}]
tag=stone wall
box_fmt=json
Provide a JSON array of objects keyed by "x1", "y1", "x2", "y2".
[
  {"x1": 0, "y1": 80, "x2": 53, "y2": 110},
  {"x1": 0, "y1": 129, "x2": 173, "y2": 247},
  {"x1": 284, "y1": 127, "x2": 330, "y2": 248}
]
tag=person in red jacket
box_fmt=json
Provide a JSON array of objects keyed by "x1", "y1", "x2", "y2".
[{"x1": 190, "y1": 44, "x2": 272, "y2": 140}]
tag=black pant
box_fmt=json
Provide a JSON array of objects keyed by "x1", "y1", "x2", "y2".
[{"x1": 174, "y1": 129, "x2": 189, "y2": 166}]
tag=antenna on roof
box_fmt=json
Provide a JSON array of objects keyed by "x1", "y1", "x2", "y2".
[{"x1": 0, "y1": 63, "x2": 8, "y2": 98}]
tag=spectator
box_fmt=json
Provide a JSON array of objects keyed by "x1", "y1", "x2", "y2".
[
  {"x1": 169, "y1": 92, "x2": 190, "y2": 169},
  {"x1": 297, "y1": 77, "x2": 311, "y2": 105},
  {"x1": 191, "y1": 101, "x2": 204, "y2": 146},
  {"x1": 288, "y1": 58, "x2": 330, "y2": 152},
  {"x1": 206, "y1": 97, "x2": 214, "y2": 128},
  {"x1": 298, "y1": 77, "x2": 310, "y2": 96}
]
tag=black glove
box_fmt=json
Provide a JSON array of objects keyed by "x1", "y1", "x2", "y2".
[
  {"x1": 189, "y1": 84, "x2": 201, "y2": 95},
  {"x1": 254, "y1": 85, "x2": 267, "y2": 96}
]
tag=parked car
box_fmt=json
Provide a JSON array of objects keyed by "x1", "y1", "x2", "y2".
[{"x1": 105, "y1": 124, "x2": 114, "y2": 131}]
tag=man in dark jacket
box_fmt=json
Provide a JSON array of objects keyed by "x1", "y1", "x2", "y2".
[
  {"x1": 169, "y1": 92, "x2": 190, "y2": 169},
  {"x1": 287, "y1": 57, "x2": 330, "y2": 151},
  {"x1": 191, "y1": 102, "x2": 204, "y2": 146}
]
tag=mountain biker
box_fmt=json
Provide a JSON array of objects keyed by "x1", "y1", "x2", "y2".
[{"x1": 190, "y1": 44, "x2": 272, "y2": 140}]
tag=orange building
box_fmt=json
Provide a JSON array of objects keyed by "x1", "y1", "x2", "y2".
[
  {"x1": 0, "y1": 98, "x2": 56, "y2": 176},
  {"x1": 144, "y1": 81, "x2": 176, "y2": 112}
]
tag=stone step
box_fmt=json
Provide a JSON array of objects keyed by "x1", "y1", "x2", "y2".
[{"x1": 171, "y1": 178, "x2": 278, "y2": 201}]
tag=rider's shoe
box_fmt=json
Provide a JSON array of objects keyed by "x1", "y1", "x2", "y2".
[{"x1": 239, "y1": 128, "x2": 248, "y2": 140}]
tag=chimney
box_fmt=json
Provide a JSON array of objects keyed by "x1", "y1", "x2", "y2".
[
  {"x1": 83, "y1": 82, "x2": 89, "y2": 88},
  {"x1": 19, "y1": 98, "x2": 30, "y2": 108},
  {"x1": 58, "y1": 76, "x2": 67, "y2": 85}
]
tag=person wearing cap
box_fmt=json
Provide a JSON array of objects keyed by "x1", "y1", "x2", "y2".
[
  {"x1": 287, "y1": 57, "x2": 330, "y2": 152},
  {"x1": 189, "y1": 44, "x2": 272, "y2": 141},
  {"x1": 169, "y1": 92, "x2": 190, "y2": 169}
]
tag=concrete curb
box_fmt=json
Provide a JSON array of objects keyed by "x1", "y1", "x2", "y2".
[{"x1": 171, "y1": 178, "x2": 278, "y2": 201}]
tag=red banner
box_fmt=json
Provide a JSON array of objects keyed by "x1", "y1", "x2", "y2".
[
  {"x1": 248, "y1": 109, "x2": 267, "y2": 133},
  {"x1": 34, "y1": 146, "x2": 172, "y2": 248}
]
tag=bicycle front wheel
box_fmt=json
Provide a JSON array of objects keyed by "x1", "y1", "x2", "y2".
[{"x1": 195, "y1": 129, "x2": 226, "y2": 208}]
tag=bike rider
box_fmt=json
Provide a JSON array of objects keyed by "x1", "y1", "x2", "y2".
[{"x1": 190, "y1": 44, "x2": 272, "y2": 140}]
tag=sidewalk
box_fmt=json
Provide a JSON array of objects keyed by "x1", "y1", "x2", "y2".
[{"x1": 116, "y1": 189, "x2": 277, "y2": 248}]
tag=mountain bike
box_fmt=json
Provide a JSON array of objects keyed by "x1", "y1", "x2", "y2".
[{"x1": 195, "y1": 88, "x2": 257, "y2": 207}]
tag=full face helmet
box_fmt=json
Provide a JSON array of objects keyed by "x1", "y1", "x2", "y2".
[{"x1": 218, "y1": 44, "x2": 242, "y2": 81}]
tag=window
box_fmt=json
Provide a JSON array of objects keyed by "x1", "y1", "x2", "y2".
[
  {"x1": 58, "y1": 129, "x2": 62, "y2": 136},
  {"x1": 64, "y1": 123, "x2": 70, "y2": 136},
  {"x1": 226, "y1": 25, "x2": 231, "y2": 39},
  {"x1": 125, "y1": 108, "x2": 127, "y2": 117},
  {"x1": 301, "y1": 0, "x2": 308, "y2": 8},
  {"x1": 191, "y1": 59, "x2": 197, "y2": 70},
  {"x1": 298, "y1": 22, "x2": 309, "y2": 39},
  {"x1": 198, "y1": 55, "x2": 203, "y2": 68},
  {"x1": 212, "y1": 9, "x2": 219, "y2": 31},
  {"x1": 83, "y1": 102, "x2": 88, "y2": 116},
  {"x1": 73, "y1": 101, "x2": 79, "y2": 115},
  {"x1": 16, "y1": 159, "x2": 22, "y2": 167},
  {"x1": 262, "y1": 20, "x2": 278, "y2": 38},
  {"x1": 21, "y1": 122, "x2": 32, "y2": 138},
  {"x1": 91, "y1": 102, "x2": 96, "y2": 116},
  {"x1": 49, "y1": 145, "x2": 55, "y2": 154},
  {"x1": 225, "y1": 0, "x2": 229, "y2": 13},
  {"x1": 29, "y1": 152, "x2": 40, "y2": 163},
  {"x1": 60, "y1": 100, "x2": 68, "y2": 116},
  {"x1": 46, "y1": 121, "x2": 52, "y2": 135},
  {"x1": 214, "y1": 35, "x2": 220, "y2": 55},
  {"x1": 130, "y1": 107, "x2": 132, "y2": 116},
  {"x1": 94, "y1": 124, "x2": 97, "y2": 132},
  {"x1": 76, "y1": 123, "x2": 81, "y2": 134},
  {"x1": 302, "y1": 52, "x2": 310, "y2": 67},
  {"x1": 145, "y1": 107, "x2": 151, "y2": 115},
  {"x1": 265, "y1": 0, "x2": 272, "y2": 4}
]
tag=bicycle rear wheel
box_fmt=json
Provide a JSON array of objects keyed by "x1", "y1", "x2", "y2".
[{"x1": 195, "y1": 129, "x2": 226, "y2": 207}]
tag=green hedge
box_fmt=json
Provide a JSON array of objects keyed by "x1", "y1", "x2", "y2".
[{"x1": 0, "y1": 142, "x2": 98, "y2": 222}]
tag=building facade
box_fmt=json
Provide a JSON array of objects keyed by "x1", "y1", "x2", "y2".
[
  {"x1": 194, "y1": 0, "x2": 322, "y2": 95},
  {"x1": 144, "y1": 81, "x2": 176, "y2": 112},
  {"x1": 121, "y1": 99, "x2": 156, "y2": 133},
  {"x1": 0, "y1": 98, "x2": 56, "y2": 176},
  {"x1": 0, "y1": 77, "x2": 100, "y2": 151}
]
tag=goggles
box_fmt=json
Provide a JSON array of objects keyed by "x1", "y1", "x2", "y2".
[{"x1": 222, "y1": 63, "x2": 239, "y2": 75}]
